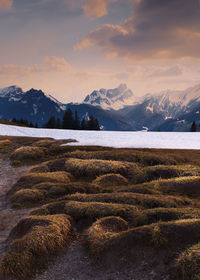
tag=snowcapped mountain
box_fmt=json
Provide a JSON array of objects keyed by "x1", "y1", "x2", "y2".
[
  {"x1": 0, "y1": 83, "x2": 200, "y2": 131},
  {"x1": 0, "y1": 86, "x2": 67, "y2": 126},
  {"x1": 0, "y1": 85, "x2": 131, "y2": 130},
  {"x1": 83, "y1": 84, "x2": 137, "y2": 110},
  {"x1": 119, "y1": 84, "x2": 200, "y2": 131},
  {"x1": 142, "y1": 84, "x2": 200, "y2": 118},
  {"x1": 0, "y1": 86, "x2": 24, "y2": 101},
  {"x1": 0, "y1": 86, "x2": 65, "y2": 110},
  {"x1": 83, "y1": 83, "x2": 200, "y2": 117}
]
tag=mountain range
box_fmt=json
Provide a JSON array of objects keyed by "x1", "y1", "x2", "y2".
[{"x1": 0, "y1": 83, "x2": 200, "y2": 131}]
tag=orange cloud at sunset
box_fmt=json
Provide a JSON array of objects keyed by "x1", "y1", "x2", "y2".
[
  {"x1": 76, "y1": 0, "x2": 200, "y2": 61},
  {"x1": 0, "y1": 0, "x2": 12, "y2": 8},
  {"x1": 43, "y1": 56, "x2": 72, "y2": 72},
  {"x1": 75, "y1": 24, "x2": 129, "y2": 51},
  {"x1": 0, "y1": 57, "x2": 72, "y2": 77},
  {"x1": 83, "y1": 0, "x2": 116, "y2": 19},
  {"x1": 0, "y1": 0, "x2": 200, "y2": 102}
]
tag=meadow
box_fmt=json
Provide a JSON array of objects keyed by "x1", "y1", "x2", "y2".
[{"x1": 0, "y1": 135, "x2": 200, "y2": 279}]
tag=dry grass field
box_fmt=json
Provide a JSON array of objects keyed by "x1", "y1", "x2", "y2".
[{"x1": 1, "y1": 135, "x2": 200, "y2": 279}]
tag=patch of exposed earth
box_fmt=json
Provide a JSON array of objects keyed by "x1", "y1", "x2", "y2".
[
  {"x1": 0, "y1": 159, "x2": 33, "y2": 260},
  {"x1": 35, "y1": 237, "x2": 172, "y2": 280}
]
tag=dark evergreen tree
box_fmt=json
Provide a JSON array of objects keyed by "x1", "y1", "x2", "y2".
[
  {"x1": 44, "y1": 116, "x2": 57, "y2": 128},
  {"x1": 24, "y1": 120, "x2": 29, "y2": 127},
  {"x1": 11, "y1": 110, "x2": 100, "y2": 130},
  {"x1": 74, "y1": 111, "x2": 80, "y2": 130},
  {"x1": 87, "y1": 115, "x2": 100, "y2": 130},
  {"x1": 62, "y1": 108, "x2": 74, "y2": 129},
  {"x1": 94, "y1": 118, "x2": 100, "y2": 130},
  {"x1": 81, "y1": 118, "x2": 87, "y2": 130},
  {"x1": 190, "y1": 121, "x2": 197, "y2": 132},
  {"x1": 18, "y1": 118, "x2": 29, "y2": 127},
  {"x1": 56, "y1": 118, "x2": 61, "y2": 129},
  {"x1": 87, "y1": 115, "x2": 95, "y2": 130}
]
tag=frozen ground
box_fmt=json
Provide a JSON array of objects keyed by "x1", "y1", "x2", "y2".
[{"x1": 0, "y1": 123, "x2": 200, "y2": 149}]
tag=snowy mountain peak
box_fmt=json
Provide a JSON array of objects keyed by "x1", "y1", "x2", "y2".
[
  {"x1": 139, "y1": 84, "x2": 200, "y2": 119},
  {"x1": 83, "y1": 84, "x2": 135, "y2": 110},
  {"x1": 0, "y1": 85, "x2": 23, "y2": 98}
]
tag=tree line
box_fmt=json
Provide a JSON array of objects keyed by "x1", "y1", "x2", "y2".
[
  {"x1": 190, "y1": 121, "x2": 200, "y2": 132},
  {"x1": 12, "y1": 118, "x2": 38, "y2": 128},
  {"x1": 44, "y1": 109, "x2": 100, "y2": 130},
  {"x1": 12, "y1": 109, "x2": 100, "y2": 130}
]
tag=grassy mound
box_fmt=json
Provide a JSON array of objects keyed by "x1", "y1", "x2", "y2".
[
  {"x1": 10, "y1": 146, "x2": 45, "y2": 163},
  {"x1": 64, "y1": 149, "x2": 179, "y2": 166},
  {"x1": 64, "y1": 192, "x2": 192, "y2": 209},
  {"x1": 93, "y1": 216, "x2": 129, "y2": 233},
  {"x1": 0, "y1": 215, "x2": 74, "y2": 280},
  {"x1": 32, "y1": 139, "x2": 55, "y2": 147},
  {"x1": 85, "y1": 219, "x2": 200, "y2": 256},
  {"x1": 9, "y1": 171, "x2": 72, "y2": 195},
  {"x1": 11, "y1": 189, "x2": 46, "y2": 207},
  {"x1": 93, "y1": 173, "x2": 128, "y2": 187},
  {"x1": 0, "y1": 139, "x2": 12, "y2": 151},
  {"x1": 34, "y1": 182, "x2": 100, "y2": 195},
  {"x1": 10, "y1": 182, "x2": 101, "y2": 208},
  {"x1": 84, "y1": 216, "x2": 128, "y2": 255},
  {"x1": 136, "y1": 208, "x2": 200, "y2": 226},
  {"x1": 30, "y1": 158, "x2": 66, "y2": 173},
  {"x1": 141, "y1": 165, "x2": 200, "y2": 182},
  {"x1": 175, "y1": 243, "x2": 200, "y2": 280},
  {"x1": 30, "y1": 200, "x2": 141, "y2": 225},
  {"x1": 116, "y1": 184, "x2": 161, "y2": 195},
  {"x1": 154, "y1": 176, "x2": 200, "y2": 197},
  {"x1": 29, "y1": 163, "x2": 49, "y2": 173},
  {"x1": 64, "y1": 158, "x2": 142, "y2": 182}
]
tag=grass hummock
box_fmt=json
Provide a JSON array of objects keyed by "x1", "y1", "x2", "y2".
[
  {"x1": 175, "y1": 243, "x2": 200, "y2": 280},
  {"x1": 63, "y1": 192, "x2": 192, "y2": 208},
  {"x1": 93, "y1": 173, "x2": 128, "y2": 187},
  {"x1": 0, "y1": 215, "x2": 74, "y2": 280},
  {"x1": 64, "y1": 158, "x2": 142, "y2": 182},
  {"x1": 2, "y1": 137, "x2": 200, "y2": 279}
]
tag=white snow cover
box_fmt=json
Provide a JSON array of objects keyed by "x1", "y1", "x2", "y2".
[
  {"x1": 1, "y1": 123, "x2": 200, "y2": 150},
  {"x1": 83, "y1": 84, "x2": 138, "y2": 110},
  {"x1": 83, "y1": 83, "x2": 200, "y2": 112}
]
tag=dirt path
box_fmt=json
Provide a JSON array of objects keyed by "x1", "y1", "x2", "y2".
[
  {"x1": 35, "y1": 238, "x2": 171, "y2": 280},
  {"x1": 0, "y1": 159, "x2": 32, "y2": 260}
]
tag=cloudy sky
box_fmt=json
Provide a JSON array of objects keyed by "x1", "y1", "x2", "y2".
[{"x1": 0, "y1": 0, "x2": 200, "y2": 102}]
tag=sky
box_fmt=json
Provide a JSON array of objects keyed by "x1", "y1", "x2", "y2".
[{"x1": 0, "y1": 0, "x2": 200, "y2": 103}]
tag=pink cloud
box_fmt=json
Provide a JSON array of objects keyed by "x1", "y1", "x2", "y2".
[
  {"x1": 43, "y1": 56, "x2": 72, "y2": 72},
  {"x1": 0, "y1": 57, "x2": 72, "y2": 76},
  {"x1": 75, "y1": 0, "x2": 200, "y2": 60},
  {"x1": 0, "y1": 0, "x2": 12, "y2": 8},
  {"x1": 0, "y1": 64, "x2": 39, "y2": 76},
  {"x1": 83, "y1": 0, "x2": 117, "y2": 19}
]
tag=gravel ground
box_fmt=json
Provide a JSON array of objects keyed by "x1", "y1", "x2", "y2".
[
  {"x1": 35, "y1": 237, "x2": 172, "y2": 280},
  {"x1": 0, "y1": 159, "x2": 32, "y2": 261}
]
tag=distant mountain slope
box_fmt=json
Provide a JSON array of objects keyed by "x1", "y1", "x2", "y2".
[
  {"x1": 83, "y1": 84, "x2": 137, "y2": 110},
  {"x1": 0, "y1": 86, "x2": 133, "y2": 130},
  {"x1": 0, "y1": 83, "x2": 200, "y2": 131},
  {"x1": 65, "y1": 103, "x2": 135, "y2": 131},
  {"x1": 118, "y1": 84, "x2": 200, "y2": 131},
  {"x1": 0, "y1": 86, "x2": 66, "y2": 126}
]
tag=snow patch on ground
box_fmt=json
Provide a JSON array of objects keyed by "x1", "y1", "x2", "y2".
[{"x1": 0, "y1": 123, "x2": 200, "y2": 150}]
